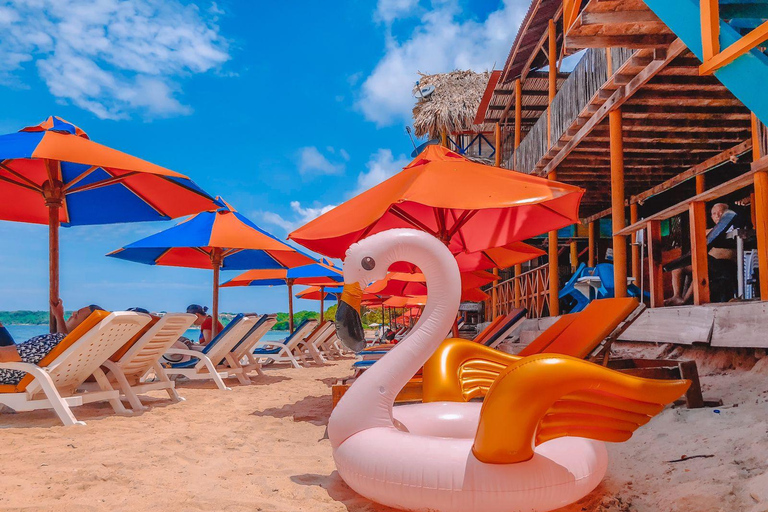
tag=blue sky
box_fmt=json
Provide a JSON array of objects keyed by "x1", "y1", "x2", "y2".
[{"x1": 0, "y1": 0, "x2": 523, "y2": 315}]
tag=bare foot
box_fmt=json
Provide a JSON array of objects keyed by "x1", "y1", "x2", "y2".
[{"x1": 664, "y1": 296, "x2": 685, "y2": 306}]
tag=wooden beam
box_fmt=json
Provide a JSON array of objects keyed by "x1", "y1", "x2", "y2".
[
  {"x1": 494, "y1": 123, "x2": 502, "y2": 167},
  {"x1": 754, "y1": 167, "x2": 768, "y2": 300},
  {"x1": 689, "y1": 201, "x2": 710, "y2": 305},
  {"x1": 588, "y1": 221, "x2": 596, "y2": 267},
  {"x1": 549, "y1": 169, "x2": 560, "y2": 315},
  {"x1": 514, "y1": 263, "x2": 522, "y2": 308},
  {"x1": 615, "y1": 166, "x2": 760, "y2": 236},
  {"x1": 548, "y1": 18, "x2": 557, "y2": 149},
  {"x1": 539, "y1": 38, "x2": 686, "y2": 177},
  {"x1": 630, "y1": 203, "x2": 640, "y2": 280},
  {"x1": 646, "y1": 220, "x2": 665, "y2": 308},
  {"x1": 581, "y1": 10, "x2": 661, "y2": 25},
  {"x1": 700, "y1": 20, "x2": 768, "y2": 75},
  {"x1": 514, "y1": 79, "x2": 522, "y2": 169},
  {"x1": 566, "y1": 34, "x2": 677, "y2": 49},
  {"x1": 610, "y1": 108, "x2": 628, "y2": 298},
  {"x1": 700, "y1": 0, "x2": 721, "y2": 62}
]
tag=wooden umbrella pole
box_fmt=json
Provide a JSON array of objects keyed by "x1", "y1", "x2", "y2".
[
  {"x1": 287, "y1": 279, "x2": 295, "y2": 332},
  {"x1": 320, "y1": 286, "x2": 325, "y2": 322},
  {"x1": 43, "y1": 176, "x2": 63, "y2": 334},
  {"x1": 211, "y1": 248, "x2": 222, "y2": 337}
]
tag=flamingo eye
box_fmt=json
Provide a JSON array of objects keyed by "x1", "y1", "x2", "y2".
[{"x1": 361, "y1": 257, "x2": 376, "y2": 271}]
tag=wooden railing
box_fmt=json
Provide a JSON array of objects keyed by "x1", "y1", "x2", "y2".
[
  {"x1": 487, "y1": 264, "x2": 550, "y2": 319},
  {"x1": 514, "y1": 48, "x2": 634, "y2": 174}
]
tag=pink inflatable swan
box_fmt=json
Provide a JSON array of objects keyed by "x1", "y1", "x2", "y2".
[{"x1": 331, "y1": 228, "x2": 689, "y2": 512}]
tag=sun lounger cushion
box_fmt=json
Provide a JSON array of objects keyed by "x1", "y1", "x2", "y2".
[
  {"x1": 0, "y1": 310, "x2": 111, "y2": 394},
  {"x1": 229, "y1": 314, "x2": 267, "y2": 353},
  {"x1": 252, "y1": 318, "x2": 312, "y2": 355},
  {"x1": 109, "y1": 315, "x2": 160, "y2": 363},
  {"x1": 481, "y1": 308, "x2": 527, "y2": 347}
]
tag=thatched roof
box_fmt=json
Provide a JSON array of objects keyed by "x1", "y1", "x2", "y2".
[{"x1": 412, "y1": 70, "x2": 493, "y2": 139}]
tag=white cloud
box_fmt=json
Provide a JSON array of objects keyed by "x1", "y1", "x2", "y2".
[
  {"x1": 353, "y1": 148, "x2": 410, "y2": 196},
  {"x1": 257, "y1": 201, "x2": 337, "y2": 234},
  {"x1": 375, "y1": 0, "x2": 419, "y2": 23},
  {"x1": 357, "y1": 0, "x2": 526, "y2": 126},
  {"x1": 0, "y1": 0, "x2": 230, "y2": 119},
  {"x1": 298, "y1": 146, "x2": 346, "y2": 176}
]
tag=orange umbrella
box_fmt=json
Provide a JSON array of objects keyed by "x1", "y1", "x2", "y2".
[
  {"x1": 454, "y1": 242, "x2": 546, "y2": 272},
  {"x1": 289, "y1": 145, "x2": 583, "y2": 259},
  {"x1": 366, "y1": 270, "x2": 497, "y2": 299}
]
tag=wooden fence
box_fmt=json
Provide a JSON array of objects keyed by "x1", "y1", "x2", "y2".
[{"x1": 486, "y1": 264, "x2": 550, "y2": 319}]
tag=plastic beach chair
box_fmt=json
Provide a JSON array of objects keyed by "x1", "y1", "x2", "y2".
[
  {"x1": 220, "y1": 314, "x2": 278, "y2": 384},
  {"x1": 163, "y1": 315, "x2": 257, "y2": 390},
  {"x1": 559, "y1": 262, "x2": 591, "y2": 313},
  {"x1": 594, "y1": 263, "x2": 644, "y2": 300},
  {"x1": 96, "y1": 313, "x2": 197, "y2": 410},
  {"x1": 0, "y1": 311, "x2": 151, "y2": 426},
  {"x1": 252, "y1": 319, "x2": 318, "y2": 368}
]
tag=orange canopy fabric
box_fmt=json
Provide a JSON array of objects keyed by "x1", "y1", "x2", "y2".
[
  {"x1": 289, "y1": 145, "x2": 583, "y2": 258},
  {"x1": 366, "y1": 270, "x2": 497, "y2": 298},
  {"x1": 454, "y1": 242, "x2": 546, "y2": 272}
]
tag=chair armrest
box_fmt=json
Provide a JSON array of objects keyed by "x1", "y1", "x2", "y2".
[
  {"x1": 253, "y1": 341, "x2": 286, "y2": 349},
  {"x1": 0, "y1": 361, "x2": 43, "y2": 373},
  {"x1": 164, "y1": 348, "x2": 205, "y2": 360}
]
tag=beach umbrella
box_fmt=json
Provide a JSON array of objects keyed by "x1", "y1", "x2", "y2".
[
  {"x1": 0, "y1": 116, "x2": 219, "y2": 331},
  {"x1": 108, "y1": 205, "x2": 315, "y2": 335},
  {"x1": 289, "y1": 145, "x2": 584, "y2": 259},
  {"x1": 366, "y1": 270, "x2": 498, "y2": 301},
  {"x1": 222, "y1": 261, "x2": 342, "y2": 326},
  {"x1": 454, "y1": 242, "x2": 546, "y2": 272}
]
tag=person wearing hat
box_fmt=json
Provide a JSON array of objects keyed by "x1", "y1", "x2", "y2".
[{"x1": 186, "y1": 304, "x2": 223, "y2": 345}]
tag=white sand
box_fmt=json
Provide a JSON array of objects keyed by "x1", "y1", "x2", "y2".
[{"x1": 0, "y1": 348, "x2": 766, "y2": 512}]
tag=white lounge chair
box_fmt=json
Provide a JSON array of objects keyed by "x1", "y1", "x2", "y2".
[
  {"x1": 220, "y1": 314, "x2": 277, "y2": 384},
  {"x1": 163, "y1": 314, "x2": 256, "y2": 390},
  {"x1": 98, "y1": 313, "x2": 197, "y2": 411},
  {"x1": 298, "y1": 321, "x2": 335, "y2": 365},
  {"x1": 0, "y1": 311, "x2": 151, "y2": 426},
  {"x1": 252, "y1": 319, "x2": 318, "y2": 368}
]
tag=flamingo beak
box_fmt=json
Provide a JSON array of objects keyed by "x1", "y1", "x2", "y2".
[{"x1": 336, "y1": 282, "x2": 366, "y2": 352}]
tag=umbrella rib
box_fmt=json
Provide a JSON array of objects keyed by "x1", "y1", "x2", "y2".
[
  {"x1": 390, "y1": 205, "x2": 439, "y2": 237},
  {"x1": 0, "y1": 174, "x2": 40, "y2": 193},
  {"x1": 0, "y1": 162, "x2": 43, "y2": 191},
  {"x1": 66, "y1": 172, "x2": 139, "y2": 194},
  {"x1": 445, "y1": 209, "x2": 477, "y2": 242},
  {"x1": 447, "y1": 209, "x2": 470, "y2": 253},
  {"x1": 62, "y1": 166, "x2": 100, "y2": 192}
]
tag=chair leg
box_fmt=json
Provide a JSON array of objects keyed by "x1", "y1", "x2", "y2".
[
  {"x1": 225, "y1": 354, "x2": 251, "y2": 385},
  {"x1": 23, "y1": 367, "x2": 84, "y2": 426},
  {"x1": 92, "y1": 368, "x2": 131, "y2": 416},
  {"x1": 102, "y1": 360, "x2": 146, "y2": 412},
  {"x1": 194, "y1": 356, "x2": 231, "y2": 391},
  {"x1": 283, "y1": 347, "x2": 303, "y2": 369},
  {"x1": 153, "y1": 363, "x2": 183, "y2": 403}
]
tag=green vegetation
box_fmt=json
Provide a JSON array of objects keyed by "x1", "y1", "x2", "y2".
[{"x1": 0, "y1": 311, "x2": 65, "y2": 325}]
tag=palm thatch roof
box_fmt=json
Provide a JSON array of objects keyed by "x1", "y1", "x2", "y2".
[{"x1": 412, "y1": 70, "x2": 494, "y2": 139}]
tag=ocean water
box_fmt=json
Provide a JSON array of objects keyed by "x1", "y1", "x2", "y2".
[{"x1": 3, "y1": 324, "x2": 290, "y2": 344}]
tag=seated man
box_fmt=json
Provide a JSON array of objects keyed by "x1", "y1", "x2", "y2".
[
  {"x1": 0, "y1": 301, "x2": 105, "y2": 386},
  {"x1": 665, "y1": 203, "x2": 740, "y2": 305}
]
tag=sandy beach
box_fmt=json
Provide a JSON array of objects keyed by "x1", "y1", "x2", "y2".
[{"x1": 0, "y1": 346, "x2": 766, "y2": 512}]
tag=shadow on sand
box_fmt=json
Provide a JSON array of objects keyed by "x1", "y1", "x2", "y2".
[
  {"x1": 291, "y1": 472, "x2": 401, "y2": 512},
  {"x1": 251, "y1": 394, "x2": 332, "y2": 426}
]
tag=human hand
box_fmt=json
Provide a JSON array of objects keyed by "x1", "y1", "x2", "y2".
[{"x1": 50, "y1": 298, "x2": 64, "y2": 318}]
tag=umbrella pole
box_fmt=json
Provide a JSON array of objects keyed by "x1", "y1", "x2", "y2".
[
  {"x1": 287, "y1": 279, "x2": 295, "y2": 332},
  {"x1": 320, "y1": 286, "x2": 324, "y2": 322},
  {"x1": 211, "y1": 249, "x2": 222, "y2": 338},
  {"x1": 43, "y1": 174, "x2": 63, "y2": 334}
]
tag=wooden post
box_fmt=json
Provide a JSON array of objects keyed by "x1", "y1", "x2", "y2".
[
  {"x1": 647, "y1": 221, "x2": 665, "y2": 308},
  {"x1": 630, "y1": 203, "x2": 640, "y2": 279},
  {"x1": 494, "y1": 123, "x2": 502, "y2": 167},
  {"x1": 441, "y1": 131, "x2": 448, "y2": 148},
  {"x1": 588, "y1": 221, "x2": 596, "y2": 267},
  {"x1": 514, "y1": 264, "x2": 522, "y2": 308},
  {"x1": 700, "y1": 0, "x2": 721, "y2": 62},
  {"x1": 514, "y1": 79, "x2": 522, "y2": 169},
  {"x1": 547, "y1": 19, "x2": 557, "y2": 148},
  {"x1": 210, "y1": 248, "x2": 222, "y2": 337},
  {"x1": 548, "y1": 171, "x2": 560, "y2": 316},
  {"x1": 610, "y1": 108, "x2": 628, "y2": 298},
  {"x1": 287, "y1": 278, "x2": 295, "y2": 332},
  {"x1": 695, "y1": 174, "x2": 706, "y2": 194},
  {"x1": 320, "y1": 286, "x2": 325, "y2": 322},
  {"x1": 43, "y1": 161, "x2": 63, "y2": 333},
  {"x1": 491, "y1": 268, "x2": 499, "y2": 320},
  {"x1": 689, "y1": 201, "x2": 710, "y2": 305},
  {"x1": 754, "y1": 171, "x2": 768, "y2": 300},
  {"x1": 569, "y1": 240, "x2": 578, "y2": 271}
]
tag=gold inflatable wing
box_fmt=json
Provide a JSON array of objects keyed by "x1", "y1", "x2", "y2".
[{"x1": 472, "y1": 354, "x2": 691, "y2": 464}]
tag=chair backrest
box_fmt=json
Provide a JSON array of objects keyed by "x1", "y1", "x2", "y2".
[
  {"x1": 562, "y1": 262, "x2": 587, "y2": 290},
  {"x1": 519, "y1": 298, "x2": 639, "y2": 359},
  {"x1": 304, "y1": 321, "x2": 333, "y2": 346},
  {"x1": 594, "y1": 263, "x2": 615, "y2": 294},
  {"x1": 482, "y1": 308, "x2": 528, "y2": 347},
  {"x1": 117, "y1": 313, "x2": 197, "y2": 382},
  {"x1": 110, "y1": 316, "x2": 160, "y2": 363},
  {"x1": 231, "y1": 315, "x2": 277, "y2": 360},
  {"x1": 201, "y1": 315, "x2": 257, "y2": 365},
  {"x1": 27, "y1": 312, "x2": 152, "y2": 396},
  {"x1": 283, "y1": 319, "x2": 319, "y2": 350}
]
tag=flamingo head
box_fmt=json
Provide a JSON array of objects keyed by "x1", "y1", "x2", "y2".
[{"x1": 336, "y1": 235, "x2": 390, "y2": 352}]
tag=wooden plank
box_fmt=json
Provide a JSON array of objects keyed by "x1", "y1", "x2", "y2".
[
  {"x1": 566, "y1": 34, "x2": 678, "y2": 48},
  {"x1": 588, "y1": 221, "x2": 596, "y2": 267},
  {"x1": 581, "y1": 10, "x2": 661, "y2": 24},
  {"x1": 647, "y1": 220, "x2": 665, "y2": 308},
  {"x1": 614, "y1": 167, "x2": 760, "y2": 236},
  {"x1": 689, "y1": 201, "x2": 710, "y2": 305},
  {"x1": 610, "y1": 108, "x2": 628, "y2": 298},
  {"x1": 539, "y1": 38, "x2": 686, "y2": 177},
  {"x1": 754, "y1": 170, "x2": 768, "y2": 300},
  {"x1": 618, "y1": 306, "x2": 714, "y2": 344},
  {"x1": 700, "y1": 20, "x2": 768, "y2": 75},
  {"x1": 710, "y1": 302, "x2": 768, "y2": 348}
]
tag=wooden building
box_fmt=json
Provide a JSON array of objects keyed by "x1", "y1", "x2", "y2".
[{"x1": 475, "y1": 0, "x2": 768, "y2": 330}]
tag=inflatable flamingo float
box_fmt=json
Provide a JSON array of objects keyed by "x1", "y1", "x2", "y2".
[{"x1": 331, "y1": 229, "x2": 690, "y2": 512}]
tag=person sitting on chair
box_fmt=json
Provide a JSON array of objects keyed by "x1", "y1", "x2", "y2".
[
  {"x1": 665, "y1": 203, "x2": 740, "y2": 305},
  {"x1": 0, "y1": 301, "x2": 105, "y2": 386}
]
